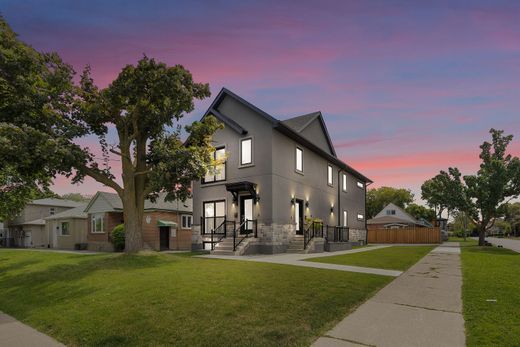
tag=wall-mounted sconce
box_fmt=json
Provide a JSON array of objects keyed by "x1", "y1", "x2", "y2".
[
  {"x1": 330, "y1": 205, "x2": 334, "y2": 213},
  {"x1": 305, "y1": 200, "x2": 309, "y2": 208},
  {"x1": 290, "y1": 196, "x2": 296, "y2": 205},
  {"x1": 254, "y1": 194, "x2": 260, "y2": 203}
]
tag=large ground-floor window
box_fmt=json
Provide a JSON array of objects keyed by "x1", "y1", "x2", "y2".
[{"x1": 203, "y1": 200, "x2": 225, "y2": 234}]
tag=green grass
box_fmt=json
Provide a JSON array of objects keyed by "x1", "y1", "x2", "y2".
[
  {"x1": 305, "y1": 246, "x2": 435, "y2": 271},
  {"x1": 461, "y1": 244, "x2": 520, "y2": 346},
  {"x1": 0, "y1": 250, "x2": 392, "y2": 347}
]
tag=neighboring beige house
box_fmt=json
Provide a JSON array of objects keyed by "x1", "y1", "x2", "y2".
[
  {"x1": 5, "y1": 198, "x2": 83, "y2": 248},
  {"x1": 44, "y1": 204, "x2": 88, "y2": 250},
  {"x1": 86, "y1": 191, "x2": 193, "y2": 252},
  {"x1": 368, "y1": 203, "x2": 433, "y2": 229}
]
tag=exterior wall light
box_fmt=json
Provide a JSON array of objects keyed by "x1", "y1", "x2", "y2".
[
  {"x1": 291, "y1": 197, "x2": 295, "y2": 205},
  {"x1": 330, "y1": 205, "x2": 334, "y2": 213},
  {"x1": 305, "y1": 200, "x2": 309, "y2": 208}
]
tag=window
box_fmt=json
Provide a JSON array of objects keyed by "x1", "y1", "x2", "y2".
[
  {"x1": 343, "y1": 210, "x2": 348, "y2": 227},
  {"x1": 203, "y1": 146, "x2": 226, "y2": 183},
  {"x1": 327, "y1": 165, "x2": 333, "y2": 186},
  {"x1": 295, "y1": 147, "x2": 303, "y2": 173},
  {"x1": 342, "y1": 173, "x2": 347, "y2": 192},
  {"x1": 91, "y1": 213, "x2": 104, "y2": 233},
  {"x1": 357, "y1": 181, "x2": 364, "y2": 189},
  {"x1": 386, "y1": 210, "x2": 396, "y2": 215},
  {"x1": 357, "y1": 213, "x2": 364, "y2": 221},
  {"x1": 61, "y1": 222, "x2": 70, "y2": 236},
  {"x1": 181, "y1": 215, "x2": 192, "y2": 229},
  {"x1": 49, "y1": 208, "x2": 55, "y2": 215},
  {"x1": 240, "y1": 138, "x2": 252, "y2": 166},
  {"x1": 203, "y1": 201, "x2": 225, "y2": 234}
]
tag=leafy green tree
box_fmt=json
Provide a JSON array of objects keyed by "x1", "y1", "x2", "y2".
[
  {"x1": 367, "y1": 186, "x2": 414, "y2": 218},
  {"x1": 0, "y1": 17, "x2": 222, "y2": 252},
  {"x1": 60, "y1": 193, "x2": 91, "y2": 203},
  {"x1": 503, "y1": 202, "x2": 520, "y2": 237},
  {"x1": 421, "y1": 168, "x2": 466, "y2": 220},
  {"x1": 464, "y1": 129, "x2": 520, "y2": 245},
  {"x1": 405, "y1": 203, "x2": 436, "y2": 222},
  {"x1": 450, "y1": 211, "x2": 476, "y2": 236}
]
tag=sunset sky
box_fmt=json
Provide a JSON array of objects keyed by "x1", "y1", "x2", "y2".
[{"x1": 1, "y1": 0, "x2": 519, "y2": 199}]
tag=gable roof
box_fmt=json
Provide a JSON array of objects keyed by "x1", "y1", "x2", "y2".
[
  {"x1": 281, "y1": 112, "x2": 337, "y2": 156},
  {"x1": 30, "y1": 198, "x2": 84, "y2": 208},
  {"x1": 370, "y1": 203, "x2": 432, "y2": 227},
  {"x1": 44, "y1": 204, "x2": 88, "y2": 220},
  {"x1": 84, "y1": 192, "x2": 192, "y2": 214},
  {"x1": 204, "y1": 88, "x2": 372, "y2": 183}
]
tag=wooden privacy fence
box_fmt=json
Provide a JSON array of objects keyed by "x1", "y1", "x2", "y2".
[{"x1": 367, "y1": 226, "x2": 441, "y2": 244}]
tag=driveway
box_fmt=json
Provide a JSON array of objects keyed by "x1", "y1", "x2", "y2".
[
  {"x1": 486, "y1": 237, "x2": 520, "y2": 253},
  {"x1": 312, "y1": 242, "x2": 465, "y2": 347}
]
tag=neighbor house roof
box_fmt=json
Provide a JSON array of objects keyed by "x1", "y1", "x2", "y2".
[
  {"x1": 84, "y1": 192, "x2": 192, "y2": 214},
  {"x1": 369, "y1": 203, "x2": 433, "y2": 227},
  {"x1": 44, "y1": 204, "x2": 88, "y2": 220},
  {"x1": 21, "y1": 218, "x2": 46, "y2": 226},
  {"x1": 200, "y1": 88, "x2": 371, "y2": 183},
  {"x1": 30, "y1": 198, "x2": 84, "y2": 208}
]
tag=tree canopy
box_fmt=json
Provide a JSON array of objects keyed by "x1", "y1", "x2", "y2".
[
  {"x1": 0, "y1": 17, "x2": 222, "y2": 251},
  {"x1": 405, "y1": 203, "x2": 436, "y2": 222}
]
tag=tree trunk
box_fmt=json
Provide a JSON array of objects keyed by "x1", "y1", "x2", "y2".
[
  {"x1": 478, "y1": 223, "x2": 486, "y2": 246},
  {"x1": 122, "y1": 187, "x2": 145, "y2": 252}
]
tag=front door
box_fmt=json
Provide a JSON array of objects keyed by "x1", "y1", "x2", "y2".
[
  {"x1": 240, "y1": 195, "x2": 253, "y2": 234},
  {"x1": 159, "y1": 227, "x2": 170, "y2": 250},
  {"x1": 295, "y1": 199, "x2": 304, "y2": 235}
]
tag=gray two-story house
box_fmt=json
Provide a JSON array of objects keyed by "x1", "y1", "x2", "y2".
[{"x1": 192, "y1": 88, "x2": 372, "y2": 255}]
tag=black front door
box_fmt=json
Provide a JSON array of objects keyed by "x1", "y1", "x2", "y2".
[
  {"x1": 295, "y1": 199, "x2": 304, "y2": 235},
  {"x1": 159, "y1": 227, "x2": 170, "y2": 250},
  {"x1": 239, "y1": 195, "x2": 253, "y2": 234}
]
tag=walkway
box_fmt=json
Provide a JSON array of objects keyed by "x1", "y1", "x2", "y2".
[
  {"x1": 197, "y1": 245, "x2": 402, "y2": 277},
  {"x1": 312, "y1": 242, "x2": 465, "y2": 347},
  {"x1": 0, "y1": 312, "x2": 64, "y2": 347},
  {"x1": 486, "y1": 237, "x2": 520, "y2": 253}
]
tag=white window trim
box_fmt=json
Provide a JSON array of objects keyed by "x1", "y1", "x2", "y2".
[
  {"x1": 239, "y1": 137, "x2": 254, "y2": 167},
  {"x1": 181, "y1": 214, "x2": 193, "y2": 230},
  {"x1": 295, "y1": 147, "x2": 304, "y2": 174},
  {"x1": 342, "y1": 173, "x2": 347, "y2": 192},
  {"x1": 91, "y1": 213, "x2": 105, "y2": 233},
  {"x1": 327, "y1": 164, "x2": 333, "y2": 186}
]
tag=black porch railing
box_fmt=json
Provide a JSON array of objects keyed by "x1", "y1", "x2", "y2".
[
  {"x1": 233, "y1": 219, "x2": 258, "y2": 251},
  {"x1": 304, "y1": 221, "x2": 324, "y2": 249},
  {"x1": 201, "y1": 217, "x2": 235, "y2": 250},
  {"x1": 325, "y1": 226, "x2": 349, "y2": 242}
]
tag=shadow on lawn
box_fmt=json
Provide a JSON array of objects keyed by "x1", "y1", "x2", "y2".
[{"x1": 0, "y1": 253, "x2": 170, "y2": 320}]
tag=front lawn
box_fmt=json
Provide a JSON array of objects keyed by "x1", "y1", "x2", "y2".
[
  {"x1": 0, "y1": 250, "x2": 391, "y2": 347},
  {"x1": 461, "y1": 244, "x2": 520, "y2": 346},
  {"x1": 306, "y1": 246, "x2": 435, "y2": 271}
]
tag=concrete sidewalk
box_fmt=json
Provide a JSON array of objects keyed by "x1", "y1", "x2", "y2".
[
  {"x1": 0, "y1": 312, "x2": 64, "y2": 347},
  {"x1": 312, "y1": 242, "x2": 465, "y2": 347},
  {"x1": 198, "y1": 245, "x2": 402, "y2": 277}
]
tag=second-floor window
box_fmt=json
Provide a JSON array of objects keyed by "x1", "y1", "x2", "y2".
[
  {"x1": 49, "y1": 208, "x2": 55, "y2": 215},
  {"x1": 386, "y1": 209, "x2": 396, "y2": 215},
  {"x1": 240, "y1": 138, "x2": 252, "y2": 166},
  {"x1": 296, "y1": 147, "x2": 303, "y2": 173},
  {"x1": 327, "y1": 165, "x2": 333, "y2": 186},
  {"x1": 204, "y1": 146, "x2": 226, "y2": 183},
  {"x1": 342, "y1": 173, "x2": 347, "y2": 192},
  {"x1": 181, "y1": 215, "x2": 192, "y2": 229}
]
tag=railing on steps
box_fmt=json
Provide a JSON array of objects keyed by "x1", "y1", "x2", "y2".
[
  {"x1": 233, "y1": 219, "x2": 258, "y2": 252},
  {"x1": 304, "y1": 221, "x2": 324, "y2": 249},
  {"x1": 201, "y1": 217, "x2": 236, "y2": 250},
  {"x1": 325, "y1": 226, "x2": 349, "y2": 242}
]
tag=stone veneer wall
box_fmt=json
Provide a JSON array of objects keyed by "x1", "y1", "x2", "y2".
[{"x1": 349, "y1": 229, "x2": 367, "y2": 243}]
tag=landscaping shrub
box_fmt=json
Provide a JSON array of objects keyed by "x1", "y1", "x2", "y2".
[{"x1": 111, "y1": 224, "x2": 125, "y2": 251}]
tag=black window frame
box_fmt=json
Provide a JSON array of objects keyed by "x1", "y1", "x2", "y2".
[
  {"x1": 239, "y1": 137, "x2": 253, "y2": 166},
  {"x1": 327, "y1": 164, "x2": 333, "y2": 186},
  {"x1": 295, "y1": 147, "x2": 304, "y2": 174},
  {"x1": 202, "y1": 146, "x2": 226, "y2": 184}
]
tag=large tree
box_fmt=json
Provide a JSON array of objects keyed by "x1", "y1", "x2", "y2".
[
  {"x1": 366, "y1": 186, "x2": 414, "y2": 218},
  {"x1": 423, "y1": 129, "x2": 520, "y2": 246},
  {"x1": 405, "y1": 203, "x2": 436, "y2": 222},
  {"x1": 503, "y1": 202, "x2": 520, "y2": 237},
  {"x1": 0, "y1": 17, "x2": 222, "y2": 251}
]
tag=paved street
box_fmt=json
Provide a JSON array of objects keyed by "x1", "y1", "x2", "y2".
[
  {"x1": 312, "y1": 242, "x2": 465, "y2": 347},
  {"x1": 486, "y1": 237, "x2": 520, "y2": 253},
  {"x1": 0, "y1": 312, "x2": 64, "y2": 347}
]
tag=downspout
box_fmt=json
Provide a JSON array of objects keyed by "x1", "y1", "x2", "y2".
[{"x1": 365, "y1": 181, "x2": 372, "y2": 245}]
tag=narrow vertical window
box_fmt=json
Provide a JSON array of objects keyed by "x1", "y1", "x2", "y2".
[
  {"x1": 296, "y1": 147, "x2": 303, "y2": 172},
  {"x1": 240, "y1": 138, "x2": 252, "y2": 165},
  {"x1": 203, "y1": 146, "x2": 226, "y2": 183},
  {"x1": 357, "y1": 181, "x2": 364, "y2": 189},
  {"x1": 327, "y1": 165, "x2": 333, "y2": 186},
  {"x1": 343, "y1": 210, "x2": 348, "y2": 227},
  {"x1": 342, "y1": 173, "x2": 347, "y2": 192}
]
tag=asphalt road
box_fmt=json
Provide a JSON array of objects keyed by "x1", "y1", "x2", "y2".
[{"x1": 486, "y1": 237, "x2": 520, "y2": 253}]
